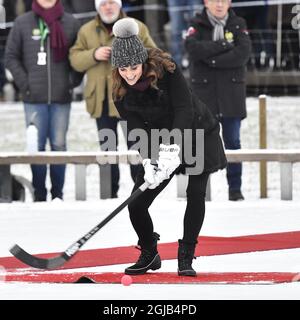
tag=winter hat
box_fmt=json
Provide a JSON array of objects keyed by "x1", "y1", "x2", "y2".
[
  {"x1": 95, "y1": 0, "x2": 122, "y2": 11},
  {"x1": 111, "y1": 18, "x2": 148, "y2": 68}
]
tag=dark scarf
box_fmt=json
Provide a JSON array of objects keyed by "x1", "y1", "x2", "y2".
[
  {"x1": 32, "y1": 0, "x2": 68, "y2": 62},
  {"x1": 130, "y1": 77, "x2": 153, "y2": 92},
  {"x1": 102, "y1": 22, "x2": 114, "y2": 35}
]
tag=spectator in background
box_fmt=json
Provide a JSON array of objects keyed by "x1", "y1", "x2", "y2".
[
  {"x1": 185, "y1": 0, "x2": 251, "y2": 201},
  {"x1": 23, "y1": 0, "x2": 33, "y2": 12},
  {"x1": 0, "y1": 53, "x2": 5, "y2": 100},
  {"x1": 5, "y1": 0, "x2": 82, "y2": 201},
  {"x1": 61, "y1": 0, "x2": 96, "y2": 101},
  {"x1": 269, "y1": 4, "x2": 299, "y2": 70},
  {"x1": 282, "y1": 4, "x2": 300, "y2": 70},
  {"x1": 234, "y1": 0, "x2": 273, "y2": 70},
  {"x1": 0, "y1": 0, "x2": 17, "y2": 99},
  {"x1": 69, "y1": 0, "x2": 156, "y2": 198},
  {"x1": 123, "y1": 0, "x2": 144, "y2": 22},
  {"x1": 61, "y1": 0, "x2": 95, "y2": 25},
  {"x1": 167, "y1": 0, "x2": 202, "y2": 67},
  {"x1": 1, "y1": 1, "x2": 17, "y2": 25},
  {"x1": 0, "y1": 1, "x2": 6, "y2": 99}
]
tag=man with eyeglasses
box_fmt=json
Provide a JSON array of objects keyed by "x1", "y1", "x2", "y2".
[{"x1": 185, "y1": 0, "x2": 251, "y2": 201}]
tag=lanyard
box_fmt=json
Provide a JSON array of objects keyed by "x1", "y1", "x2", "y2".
[{"x1": 38, "y1": 18, "x2": 49, "y2": 52}]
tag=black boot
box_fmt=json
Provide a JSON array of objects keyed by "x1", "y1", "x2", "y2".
[
  {"x1": 229, "y1": 190, "x2": 244, "y2": 201},
  {"x1": 177, "y1": 240, "x2": 197, "y2": 277},
  {"x1": 125, "y1": 233, "x2": 161, "y2": 275},
  {"x1": 136, "y1": 232, "x2": 160, "y2": 250}
]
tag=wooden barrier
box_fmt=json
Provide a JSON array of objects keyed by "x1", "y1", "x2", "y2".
[
  {"x1": 0, "y1": 151, "x2": 141, "y2": 202},
  {"x1": 259, "y1": 95, "x2": 268, "y2": 198},
  {"x1": 1, "y1": 149, "x2": 300, "y2": 202},
  {"x1": 178, "y1": 149, "x2": 300, "y2": 201}
]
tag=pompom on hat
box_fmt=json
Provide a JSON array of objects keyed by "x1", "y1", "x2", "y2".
[{"x1": 111, "y1": 18, "x2": 148, "y2": 68}]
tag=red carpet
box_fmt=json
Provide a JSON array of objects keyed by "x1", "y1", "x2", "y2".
[
  {"x1": 4, "y1": 271, "x2": 300, "y2": 285},
  {"x1": 1, "y1": 231, "x2": 300, "y2": 271}
]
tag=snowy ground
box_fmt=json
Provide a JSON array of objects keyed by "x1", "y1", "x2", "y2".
[
  {"x1": 0, "y1": 200, "x2": 300, "y2": 300},
  {"x1": 0, "y1": 97, "x2": 300, "y2": 300}
]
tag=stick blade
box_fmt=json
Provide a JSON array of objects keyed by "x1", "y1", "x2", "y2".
[
  {"x1": 74, "y1": 276, "x2": 96, "y2": 284},
  {"x1": 9, "y1": 244, "x2": 68, "y2": 270}
]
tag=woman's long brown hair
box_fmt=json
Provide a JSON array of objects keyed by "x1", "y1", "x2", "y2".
[{"x1": 112, "y1": 48, "x2": 176, "y2": 101}]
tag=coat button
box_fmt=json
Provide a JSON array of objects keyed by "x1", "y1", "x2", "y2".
[
  {"x1": 236, "y1": 25, "x2": 240, "y2": 29},
  {"x1": 232, "y1": 78, "x2": 236, "y2": 82},
  {"x1": 222, "y1": 42, "x2": 226, "y2": 46},
  {"x1": 203, "y1": 79, "x2": 208, "y2": 83}
]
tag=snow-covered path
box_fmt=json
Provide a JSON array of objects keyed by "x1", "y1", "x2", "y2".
[{"x1": 1, "y1": 199, "x2": 300, "y2": 300}]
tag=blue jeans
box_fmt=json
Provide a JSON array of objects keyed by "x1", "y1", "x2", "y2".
[
  {"x1": 220, "y1": 117, "x2": 242, "y2": 192},
  {"x1": 24, "y1": 103, "x2": 71, "y2": 201},
  {"x1": 167, "y1": 0, "x2": 202, "y2": 65}
]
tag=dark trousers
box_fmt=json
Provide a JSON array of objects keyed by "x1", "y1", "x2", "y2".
[
  {"x1": 0, "y1": 49, "x2": 6, "y2": 94},
  {"x1": 95, "y1": 100, "x2": 140, "y2": 197},
  {"x1": 220, "y1": 117, "x2": 242, "y2": 192},
  {"x1": 128, "y1": 167, "x2": 210, "y2": 248}
]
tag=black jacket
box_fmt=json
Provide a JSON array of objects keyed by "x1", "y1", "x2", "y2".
[
  {"x1": 62, "y1": 0, "x2": 95, "y2": 13},
  {"x1": 185, "y1": 9, "x2": 251, "y2": 119},
  {"x1": 61, "y1": 0, "x2": 95, "y2": 25},
  {"x1": 5, "y1": 11, "x2": 82, "y2": 104},
  {"x1": 114, "y1": 66, "x2": 227, "y2": 174}
]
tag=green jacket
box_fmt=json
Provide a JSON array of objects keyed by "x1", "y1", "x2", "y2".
[{"x1": 69, "y1": 13, "x2": 156, "y2": 118}]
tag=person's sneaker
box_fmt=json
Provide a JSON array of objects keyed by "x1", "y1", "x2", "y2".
[
  {"x1": 229, "y1": 190, "x2": 245, "y2": 201},
  {"x1": 125, "y1": 248, "x2": 161, "y2": 275}
]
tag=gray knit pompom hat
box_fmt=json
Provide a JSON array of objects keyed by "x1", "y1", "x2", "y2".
[{"x1": 111, "y1": 18, "x2": 148, "y2": 68}]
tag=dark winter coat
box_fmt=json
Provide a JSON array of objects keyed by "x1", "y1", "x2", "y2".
[
  {"x1": 0, "y1": 0, "x2": 17, "y2": 38},
  {"x1": 5, "y1": 11, "x2": 82, "y2": 104},
  {"x1": 185, "y1": 9, "x2": 251, "y2": 119},
  {"x1": 62, "y1": 0, "x2": 95, "y2": 13},
  {"x1": 114, "y1": 65, "x2": 227, "y2": 174},
  {"x1": 61, "y1": 0, "x2": 95, "y2": 25}
]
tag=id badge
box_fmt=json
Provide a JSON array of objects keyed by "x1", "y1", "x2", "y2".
[{"x1": 37, "y1": 52, "x2": 47, "y2": 66}]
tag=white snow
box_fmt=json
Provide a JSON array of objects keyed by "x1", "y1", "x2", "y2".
[{"x1": 1, "y1": 97, "x2": 300, "y2": 300}]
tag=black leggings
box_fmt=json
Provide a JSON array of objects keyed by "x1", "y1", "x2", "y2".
[{"x1": 128, "y1": 168, "x2": 210, "y2": 248}]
